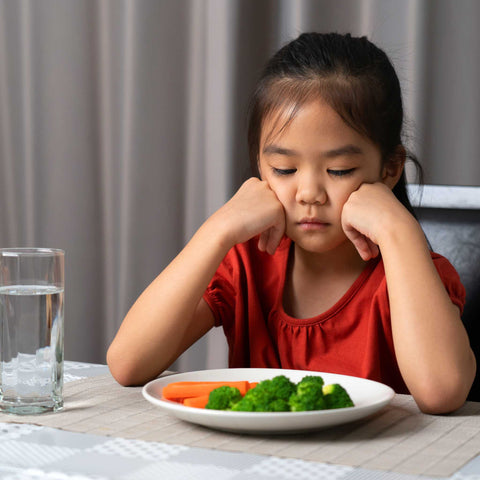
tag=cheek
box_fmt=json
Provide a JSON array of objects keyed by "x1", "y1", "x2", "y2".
[
  {"x1": 265, "y1": 179, "x2": 293, "y2": 210},
  {"x1": 331, "y1": 183, "x2": 358, "y2": 209},
  {"x1": 270, "y1": 183, "x2": 290, "y2": 206}
]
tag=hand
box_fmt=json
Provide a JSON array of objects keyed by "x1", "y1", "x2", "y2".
[
  {"x1": 341, "y1": 183, "x2": 413, "y2": 261},
  {"x1": 215, "y1": 177, "x2": 286, "y2": 254}
]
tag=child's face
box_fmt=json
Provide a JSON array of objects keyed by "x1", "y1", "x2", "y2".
[{"x1": 258, "y1": 99, "x2": 387, "y2": 255}]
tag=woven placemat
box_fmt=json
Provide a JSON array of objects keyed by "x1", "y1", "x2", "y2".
[{"x1": 2, "y1": 373, "x2": 480, "y2": 477}]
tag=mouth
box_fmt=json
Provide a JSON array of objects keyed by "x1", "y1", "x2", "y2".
[{"x1": 297, "y1": 218, "x2": 330, "y2": 231}]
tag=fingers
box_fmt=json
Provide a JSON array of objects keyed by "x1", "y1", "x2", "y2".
[
  {"x1": 266, "y1": 223, "x2": 285, "y2": 255},
  {"x1": 257, "y1": 230, "x2": 269, "y2": 252},
  {"x1": 356, "y1": 237, "x2": 379, "y2": 261},
  {"x1": 222, "y1": 178, "x2": 286, "y2": 248},
  {"x1": 343, "y1": 223, "x2": 380, "y2": 261},
  {"x1": 258, "y1": 222, "x2": 285, "y2": 255},
  {"x1": 341, "y1": 184, "x2": 384, "y2": 260},
  {"x1": 252, "y1": 181, "x2": 285, "y2": 254},
  {"x1": 350, "y1": 235, "x2": 379, "y2": 261}
]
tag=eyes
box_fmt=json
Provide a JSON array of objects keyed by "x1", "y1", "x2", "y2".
[
  {"x1": 272, "y1": 167, "x2": 356, "y2": 177},
  {"x1": 272, "y1": 168, "x2": 296, "y2": 176}
]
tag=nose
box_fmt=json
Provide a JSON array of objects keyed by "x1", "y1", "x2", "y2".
[{"x1": 295, "y1": 173, "x2": 327, "y2": 205}]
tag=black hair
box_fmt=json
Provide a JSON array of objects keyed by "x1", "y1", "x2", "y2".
[{"x1": 247, "y1": 32, "x2": 422, "y2": 216}]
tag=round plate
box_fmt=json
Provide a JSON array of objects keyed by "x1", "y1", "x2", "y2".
[{"x1": 142, "y1": 368, "x2": 395, "y2": 434}]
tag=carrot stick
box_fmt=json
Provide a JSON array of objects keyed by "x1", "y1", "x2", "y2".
[
  {"x1": 183, "y1": 394, "x2": 210, "y2": 409},
  {"x1": 183, "y1": 384, "x2": 257, "y2": 409},
  {"x1": 172, "y1": 381, "x2": 259, "y2": 410},
  {"x1": 162, "y1": 380, "x2": 250, "y2": 400}
]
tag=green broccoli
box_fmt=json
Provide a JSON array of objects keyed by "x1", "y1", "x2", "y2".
[
  {"x1": 231, "y1": 375, "x2": 295, "y2": 412},
  {"x1": 288, "y1": 375, "x2": 326, "y2": 411},
  {"x1": 204, "y1": 375, "x2": 353, "y2": 413},
  {"x1": 230, "y1": 395, "x2": 256, "y2": 412},
  {"x1": 269, "y1": 375, "x2": 297, "y2": 400},
  {"x1": 205, "y1": 386, "x2": 243, "y2": 410},
  {"x1": 268, "y1": 398, "x2": 291, "y2": 412},
  {"x1": 322, "y1": 383, "x2": 354, "y2": 409},
  {"x1": 296, "y1": 375, "x2": 324, "y2": 392},
  {"x1": 230, "y1": 387, "x2": 268, "y2": 412}
]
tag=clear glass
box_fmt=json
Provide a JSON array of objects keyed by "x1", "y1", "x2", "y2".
[{"x1": 0, "y1": 248, "x2": 64, "y2": 414}]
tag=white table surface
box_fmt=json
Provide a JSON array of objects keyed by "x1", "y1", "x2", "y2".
[{"x1": 1, "y1": 362, "x2": 480, "y2": 480}]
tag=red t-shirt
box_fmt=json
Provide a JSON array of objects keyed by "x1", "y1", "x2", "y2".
[{"x1": 203, "y1": 236, "x2": 466, "y2": 393}]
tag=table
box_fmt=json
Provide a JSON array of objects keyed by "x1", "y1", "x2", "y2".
[{"x1": 1, "y1": 362, "x2": 480, "y2": 480}]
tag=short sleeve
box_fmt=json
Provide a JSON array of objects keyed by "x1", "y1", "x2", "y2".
[
  {"x1": 432, "y1": 253, "x2": 466, "y2": 315},
  {"x1": 203, "y1": 253, "x2": 237, "y2": 327}
]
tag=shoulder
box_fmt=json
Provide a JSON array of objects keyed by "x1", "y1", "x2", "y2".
[
  {"x1": 430, "y1": 251, "x2": 466, "y2": 305},
  {"x1": 430, "y1": 252, "x2": 465, "y2": 291},
  {"x1": 372, "y1": 251, "x2": 462, "y2": 283},
  {"x1": 370, "y1": 251, "x2": 466, "y2": 314},
  {"x1": 430, "y1": 251, "x2": 460, "y2": 275},
  {"x1": 367, "y1": 251, "x2": 464, "y2": 296}
]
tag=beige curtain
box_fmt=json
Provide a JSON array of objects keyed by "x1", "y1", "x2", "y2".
[{"x1": 1, "y1": 0, "x2": 479, "y2": 370}]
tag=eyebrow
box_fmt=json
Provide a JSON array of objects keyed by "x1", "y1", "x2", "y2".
[
  {"x1": 262, "y1": 145, "x2": 298, "y2": 156},
  {"x1": 322, "y1": 144, "x2": 364, "y2": 158},
  {"x1": 262, "y1": 143, "x2": 364, "y2": 158}
]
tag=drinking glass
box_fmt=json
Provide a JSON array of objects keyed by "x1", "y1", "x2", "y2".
[{"x1": 0, "y1": 248, "x2": 64, "y2": 414}]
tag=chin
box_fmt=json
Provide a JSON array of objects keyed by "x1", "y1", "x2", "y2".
[
  {"x1": 292, "y1": 239, "x2": 334, "y2": 254},
  {"x1": 290, "y1": 233, "x2": 350, "y2": 255}
]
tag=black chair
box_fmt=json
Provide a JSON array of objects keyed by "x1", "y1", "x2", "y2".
[{"x1": 408, "y1": 184, "x2": 480, "y2": 401}]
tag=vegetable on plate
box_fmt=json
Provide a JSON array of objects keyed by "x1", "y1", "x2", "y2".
[{"x1": 162, "y1": 375, "x2": 354, "y2": 412}]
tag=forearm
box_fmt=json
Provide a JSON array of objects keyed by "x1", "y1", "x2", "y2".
[
  {"x1": 107, "y1": 215, "x2": 231, "y2": 385},
  {"x1": 107, "y1": 178, "x2": 285, "y2": 386},
  {"x1": 380, "y1": 219, "x2": 476, "y2": 413}
]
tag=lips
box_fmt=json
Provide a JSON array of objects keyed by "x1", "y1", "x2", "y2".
[
  {"x1": 298, "y1": 217, "x2": 328, "y2": 224},
  {"x1": 297, "y1": 217, "x2": 330, "y2": 231}
]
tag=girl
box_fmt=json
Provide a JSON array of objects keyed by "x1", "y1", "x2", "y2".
[{"x1": 107, "y1": 33, "x2": 475, "y2": 413}]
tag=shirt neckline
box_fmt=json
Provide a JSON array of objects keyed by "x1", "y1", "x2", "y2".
[{"x1": 274, "y1": 238, "x2": 381, "y2": 326}]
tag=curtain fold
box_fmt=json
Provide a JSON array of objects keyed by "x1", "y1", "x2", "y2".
[{"x1": 1, "y1": 0, "x2": 479, "y2": 368}]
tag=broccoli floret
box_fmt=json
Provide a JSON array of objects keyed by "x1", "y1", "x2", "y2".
[
  {"x1": 269, "y1": 375, "x2": 297, "y2": 400},
  {"x1": 268, "y1": 398, "x2": 291, "y2": 412},
  {"x1": 322, "y1": 383, "x2": 354, "y2": 409},
  {"x1": 205, "y1": 386, "x2": 243, "y2": 410},
  {"x1": 230, "y1": 376, "x2": 295, "y2": 412},
  {"x1": 296, "y1": 375, "x2": 325, "y2": 392},
  {"x1": 228, "y1": 384, "x2": 270, "y2": 412},
  {"x1": 230, "y1": 393, "x2": 290, "y2": 412},
  {"x1": 288, "y1": 375, "x2": 326, "y2": 411},
  {"x1": 230, "y1": 395, "x2": 256, "y2": 411}
]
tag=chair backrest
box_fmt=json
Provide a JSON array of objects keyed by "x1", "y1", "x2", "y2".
[{"x1": 408, "y1": 185, "x2": 480, "y2": 401}]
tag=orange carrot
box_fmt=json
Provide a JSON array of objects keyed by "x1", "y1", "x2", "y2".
[
  {"x1": 183, "y1": 394, "x2": 210, "y2": 409},
  {"x1": 162, "y1": 380, "x2": 250, "y2": 400},
  {"x1": 168, "y1": 381, "x2": 261, "y2": 410}
]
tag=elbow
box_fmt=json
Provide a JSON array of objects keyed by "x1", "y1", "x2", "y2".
[
  {"x1": 413, "y1": 357, "x2": 477, "y2": 415},
  {"x1": 106, "y1": 343, "x2": 169, "y2": 387},
  {"x1": 416, "y1": 390, "x2": 467, "y2": 415},
  {"x1": 106, "y1": 345, "x2": 142, "y2": 387}
]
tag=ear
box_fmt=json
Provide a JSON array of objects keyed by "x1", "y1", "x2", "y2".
[{"x1": 382, "y1": 146, "x2": 406, "y2": 189}]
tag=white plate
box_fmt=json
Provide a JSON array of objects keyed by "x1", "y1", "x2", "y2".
[{"x1": 142, "y1": 368, "x2": 395, "y2": 434}]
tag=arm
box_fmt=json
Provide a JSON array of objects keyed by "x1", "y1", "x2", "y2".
[
  {"x1": 342, "y1": 183, "x2": 476, "y2": 413},
  {"x1": 107, "y1": 178, "x2": 285, "y2": 386}
]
